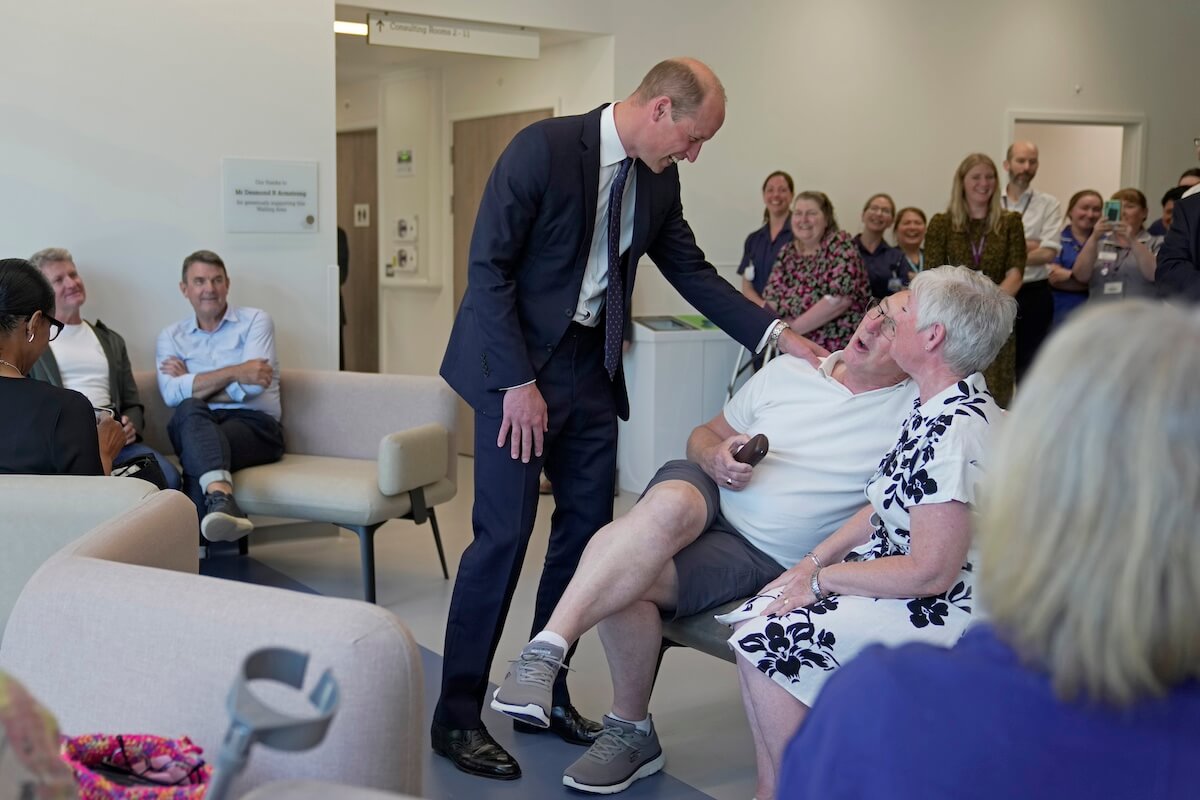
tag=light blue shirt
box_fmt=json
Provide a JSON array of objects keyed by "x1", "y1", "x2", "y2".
[{"x1": 156, "y1": 305, "x2": 281, "y2": 420}]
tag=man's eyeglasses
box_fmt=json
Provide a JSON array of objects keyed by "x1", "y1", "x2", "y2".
[{"x1": 865, "y1": 299, "x2": 897, "y2": 340}]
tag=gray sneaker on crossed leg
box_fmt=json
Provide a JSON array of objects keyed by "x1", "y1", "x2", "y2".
[
  {"x1": 562, "y1": 715, "x2": 665, "y2": 794},
  {"x1": 489, "y1": 641, "x2": 564, "y2": 728}
]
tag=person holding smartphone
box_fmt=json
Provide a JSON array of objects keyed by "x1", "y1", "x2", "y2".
[{"x1": 1070, "y1": 188, "x2": 1162, "y2": 303}]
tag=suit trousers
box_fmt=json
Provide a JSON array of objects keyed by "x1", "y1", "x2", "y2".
[
  {"x1": 167, "y1": 398, "x2": 285, "y2": 520},
  {"x1": 435, "y1": 322, "x2": 618, "y2": 729}
]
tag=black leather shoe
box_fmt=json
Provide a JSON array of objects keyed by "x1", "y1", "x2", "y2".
[
  {"x1": 431, "y1": 721, "x2": 521, "y2": 780},
  {"x1": 513, "y1": 704, "x2": 603, "y2": 745}
]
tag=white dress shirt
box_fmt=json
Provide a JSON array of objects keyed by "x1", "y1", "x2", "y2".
[
  {"x1": 574, "y1": 103, "x2": 636, "y2": 326},
  {"x1": 1003, "y1": 187, "x2": 1064, "y2": 283}
]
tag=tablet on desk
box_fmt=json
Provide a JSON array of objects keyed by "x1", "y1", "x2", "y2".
[{"x1": 636, "y1": 316, "x2": 697, "y2": 332}]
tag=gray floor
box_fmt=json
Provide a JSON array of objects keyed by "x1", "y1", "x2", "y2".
[{"x1": 233, "y1": 456, "x2": 757, "y2": 799}]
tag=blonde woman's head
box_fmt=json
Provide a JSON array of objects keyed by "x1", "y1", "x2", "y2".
[{"x1": 979, "y1": 300, "x2": 1200, "y2": 706}]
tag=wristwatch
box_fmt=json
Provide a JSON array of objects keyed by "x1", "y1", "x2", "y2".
[{"x1": 767, "y1": 320, "x2": 788, "y2": 350}]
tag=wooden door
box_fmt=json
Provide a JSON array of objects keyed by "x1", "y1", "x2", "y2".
[
  {"x1": 451, "y1": 108, "x2": 553, "y2": 455},
  {"x1": 337, "y1": 129, "x2": 379, "y2": 372}
]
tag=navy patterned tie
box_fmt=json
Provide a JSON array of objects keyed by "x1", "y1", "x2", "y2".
[{"x1": 604, "y1": 157, "x2": 634, "y2": 379}]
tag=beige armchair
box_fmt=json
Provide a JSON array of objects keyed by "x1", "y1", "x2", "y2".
[
  {"x1": 136, "y1": 369, "x2": 458, "y2": 602},
  {"x1": 0, "y1": 479, "x2": 424, "y2": 797}
]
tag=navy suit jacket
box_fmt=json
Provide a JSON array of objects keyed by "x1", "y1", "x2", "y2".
[
  {"x1": 1157, "y1": 192, "x2": 1200, "y2": 301},
  {"x1": 441, "y1": 104, "x2": 777, "y2": 420}
]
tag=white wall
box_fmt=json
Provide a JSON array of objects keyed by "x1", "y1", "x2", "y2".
[
  {"x1": 0, "y1": 0, "x2": 338, "y2": 373},
  {"x1": 337, "y1": 78, "x2": 381, "y2": 131},
  {"x1": 1013, "y1": 122, "x2": 1125, "y2": 209}
]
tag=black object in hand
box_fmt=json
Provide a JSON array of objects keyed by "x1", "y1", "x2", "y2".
[{"x1": 733, "y1": 433, "x2": 769, "y2": 466}]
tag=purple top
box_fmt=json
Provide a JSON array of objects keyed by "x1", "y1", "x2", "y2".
[
  {"x1": 738, "y1": 221, "x2": 794, "y2": 296},
  {"x1": 779, "y1": 624, "x2": 1200, "y2": 799}
]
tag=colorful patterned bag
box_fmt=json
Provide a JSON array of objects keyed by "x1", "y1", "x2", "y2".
[{"x1": 61, "y1": 733, "x2": 211, "y2": 799}]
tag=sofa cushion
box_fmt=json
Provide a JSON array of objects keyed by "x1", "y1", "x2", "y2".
[
  {"x1": 378, "y1": 423, "x2": 448, "y2": 496},
  {"x1": 232, "y1": 455, "x2": 454, "y2": 527},
  {"x1": 0, "y1": 475, "x2": 167, "y2": 637}
]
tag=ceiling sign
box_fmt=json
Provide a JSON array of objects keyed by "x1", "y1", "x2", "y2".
[{"x1": 367, "y1": 12, "x2": 540, "y2": 59}]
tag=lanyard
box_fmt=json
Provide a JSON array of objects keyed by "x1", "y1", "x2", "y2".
[
  {"x1": 1003, "y1": 193, "x2": 1032, "y2": 216},
  {"x1": 969, "y1": 232, "x2": 987, "y2": 267}
]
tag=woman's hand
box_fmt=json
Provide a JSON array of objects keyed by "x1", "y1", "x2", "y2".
[
  {"x1": 1110, "y1": 221, "x2": 1133, "y2": 248},
  {"x1": 762, "y1": 575, "x2": 819, "y2": 616},
  {"x1": 97, "y1": 415, "x2": 126, "y2": 474}
]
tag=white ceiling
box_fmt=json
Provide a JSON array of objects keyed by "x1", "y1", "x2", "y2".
[{"x1": 334, "y1": 4, "x2": 596, "y2": 84}]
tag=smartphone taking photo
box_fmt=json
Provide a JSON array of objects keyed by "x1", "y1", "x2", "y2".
[{"x1": 1103, "y1": 199, "x2": 1122, "y2": 224}]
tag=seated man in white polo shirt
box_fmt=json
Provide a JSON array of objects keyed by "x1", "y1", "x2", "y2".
[{"x1": 489, "y1": 300, "x2": 919, "y2": 794}]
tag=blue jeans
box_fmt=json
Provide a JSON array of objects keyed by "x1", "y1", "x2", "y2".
[
  {"x1": 166, "y1": 398, "x2": 284, "y2": 519},
  {"x1": 116, "y1": 441, "x2": 181, "y2": 490}
]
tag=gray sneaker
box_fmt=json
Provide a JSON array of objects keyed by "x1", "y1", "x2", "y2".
[
  {"x1": 489, "y1": 641, "x2": 564, "y2": 728},
  {"x1": 200, "y1": 491, "x2": 254, "y2": 542},
  {"x1": 562, "y1": 715, "x2": 665, "y2": 794}
]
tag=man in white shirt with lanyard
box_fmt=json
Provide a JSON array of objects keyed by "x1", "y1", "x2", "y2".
[{"x1": 1002, "y1": 141, "x2": 1063, "y2": 383}]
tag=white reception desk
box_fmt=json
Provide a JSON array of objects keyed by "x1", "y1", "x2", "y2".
[{"x1": 617, "y1": 316, "x2": 742, "y2": 493}]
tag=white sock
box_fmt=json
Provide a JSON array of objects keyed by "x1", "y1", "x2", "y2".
[
  {"x1": 530, "y1": 630, "x2": 569, "y2": 652},
  {"x1": 608, "y1": 711, "x2": 652, "y2": 733}
]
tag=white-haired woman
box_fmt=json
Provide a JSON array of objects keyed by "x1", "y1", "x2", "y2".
[
  {"x1": 718, "y1": 265, "x2": 1017, "y2": 800},
  {"x1": 778, "y1": 301, "x2": 1200, "y2": 798}
]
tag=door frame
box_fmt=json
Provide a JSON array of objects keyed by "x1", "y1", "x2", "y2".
[
  {"x1": 335, "y1": 126, "x2": 382, "y2": 372},
  {"x1": 1004, "y1": 109, "x2": 1147, "y2": 193},
  {"x1": 440, "y1": 100, "x2": 564, "y2": 304}
]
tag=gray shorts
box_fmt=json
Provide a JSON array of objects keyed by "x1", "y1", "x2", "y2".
[{"x1": 642, "y1": 460, "x2": 785, "y2": 619}]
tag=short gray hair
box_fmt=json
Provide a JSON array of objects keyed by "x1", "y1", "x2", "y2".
[
  {"x1": 29, "y1": 247, "x2": 74, "y2": 270},
  {"x1": 980, "y1": 301, "x2": 1200, "y2": 705},
  {"x1": 910, "y1": 265, "x2": 1016, "y2": 376}
]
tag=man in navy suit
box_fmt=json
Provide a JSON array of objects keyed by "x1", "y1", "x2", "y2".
[
  {"x1": 1158, "y1": 190, "x2": 1200, "y2": 301},
  {"x1": 433, "y1": 58, "x2": 823, "y2": 780}
]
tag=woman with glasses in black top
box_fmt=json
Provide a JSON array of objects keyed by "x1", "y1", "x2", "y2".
[{"x1": 0, "y1": 258, "x2": 124, "y2": 475}]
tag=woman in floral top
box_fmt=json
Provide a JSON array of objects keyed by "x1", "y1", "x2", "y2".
[
  {"x1": 763, "y1": 191, "x2": 870, "y2": 352},
  {"x1": 717, "y1": 266, "x2": 1017, "y2": 800}
]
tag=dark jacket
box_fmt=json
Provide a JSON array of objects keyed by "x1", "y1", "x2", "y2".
[
  {"x1": 29, "y1": 319, "x2": 146, "y2": 433},
  {"x1": 439, "y1": 104, "x2": 776, "y2": 420},
  {"x1": 1157, "y1": 192, "x2": 1200, "y2": 301}
]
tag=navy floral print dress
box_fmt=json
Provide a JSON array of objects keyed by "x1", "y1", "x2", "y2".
[{"x1": 719, "y1": 372, "x2": 998, "y2": 706}]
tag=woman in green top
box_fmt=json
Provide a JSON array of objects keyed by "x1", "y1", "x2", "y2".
[{"x1": 924, "y1": 153, "x2": 1025, "y2": 406}]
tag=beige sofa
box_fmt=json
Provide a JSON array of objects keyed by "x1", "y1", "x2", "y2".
[
  {"x1": 135, "y1": 368, "x2": 458, "y2": 602},
  {"x1": 0, "y1": 477, "x2": 424, "y2": 797}
]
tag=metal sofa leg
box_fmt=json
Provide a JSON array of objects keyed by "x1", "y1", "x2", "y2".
[
  {"x1": 428, "y1": 508, "x2": 449, "y2": 580},
  {"x1": 345, "y1": 523, "x2": 383, "y2": 604},
  {"x1": 408, "y1": 487, "x2": 449, "y2": 580}
]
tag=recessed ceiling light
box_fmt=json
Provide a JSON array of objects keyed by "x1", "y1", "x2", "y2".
[{"x1": 334, "y1": 21, "x2": 368, "y2": 36}]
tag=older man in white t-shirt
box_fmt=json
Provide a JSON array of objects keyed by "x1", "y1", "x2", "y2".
[
  {"x1": 488, "y1": 302, "x2": 919, "y2": 793},
  {"x1": 28, "y1": 248, "x2": 180, "y2": 489}
]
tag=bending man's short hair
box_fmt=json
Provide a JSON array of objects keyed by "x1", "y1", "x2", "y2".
[{"x1": 632, "y1": 58, "x2": 724, "y2": 120}]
